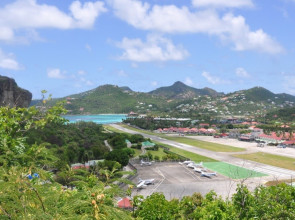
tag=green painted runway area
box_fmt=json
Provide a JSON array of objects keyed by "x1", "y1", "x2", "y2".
[{"x1": 203, "y1": 162, "x2": 267, "y2": 179}]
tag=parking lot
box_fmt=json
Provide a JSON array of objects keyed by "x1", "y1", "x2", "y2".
[{"x1": 131, "y1": 162, "x2": 246, "y2": 199}]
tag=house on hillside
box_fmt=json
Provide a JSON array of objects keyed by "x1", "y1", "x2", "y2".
[
  {"x1": 199, "y1": 123, "x2": 209, "y2": 128},
  {"x1": 142, "y1": 141, "x2": 155, "y2": 148},
  {"x1": 117, "y1": 197, "x2": 133, "y2": 210},
  {"x1": 128, "y1": 111, "x2": 138, "y2": 117}
]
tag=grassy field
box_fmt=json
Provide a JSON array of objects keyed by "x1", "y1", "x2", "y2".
[
  {"x1": 154, "y1": 141, "x2": 217, "y2": 163},
  {"x1": 146, "y1": 147, "x2": 168, "y2": 158},
  {"x1": 103, "y1": 125, "x2": 125, "y2": 133},
  {"x1": 119, "y1": 124, "x2": 160, "y2": 135},
  {"x1": 133, "y1": 148, "x2": 142, "y2": 158},
  {"x1": 119, "y1": 124, "x2": 245, "y2": 152},
  {"x1": 233, "y1": 152, "x2": 295, "y2": 171},
  {"x1": 163, "y1": 136, "x2": 244, "y2": 152}
]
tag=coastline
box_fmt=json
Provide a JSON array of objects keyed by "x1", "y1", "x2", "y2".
[{"x1": 63, "y1": 113, "x2": 127, "y2": 116}]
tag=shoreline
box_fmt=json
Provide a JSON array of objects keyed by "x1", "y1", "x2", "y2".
[{"x1": 63, "y1": 113, "x2": 127, "y2": 116}]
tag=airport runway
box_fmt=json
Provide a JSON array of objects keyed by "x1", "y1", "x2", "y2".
[{"x1": 110, "y1": 124, "x2": 295, "y2": 180}]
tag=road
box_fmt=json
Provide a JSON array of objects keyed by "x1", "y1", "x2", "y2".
[{"x1": 110, "y1": 124, "x2": 295, "y2": 180}]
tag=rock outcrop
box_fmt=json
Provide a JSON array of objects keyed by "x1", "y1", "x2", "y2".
[{"x1": 0, "y1": 75, "x2": 32, "y2": 107}]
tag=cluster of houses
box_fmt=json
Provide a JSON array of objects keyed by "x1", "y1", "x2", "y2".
[
  {"x1": 155, "y1": 127, "x2": 217, "y2": 135},
  {"x1": 71, "y1": 160, "x2": 102, "y2": 170},
  {"x1": 232, "y1": 127, "x2": 295, "y2": 147}
]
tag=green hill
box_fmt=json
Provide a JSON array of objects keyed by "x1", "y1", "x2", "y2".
[
  {"x1": 56, "y1": 85, "x2": 168, "y2": 114},
  {"x1": 31, "y1": 82, "x2": 295, "y2": 117},
  {"x1": 266, "y1": 106, "x2": 295, "y2": 122},
  {"x1": 231, "y1": 87, "x2": 295, "y2": 103},
  {"x1": 149, "y1": 81, "x2": 221, "y2": 99}
]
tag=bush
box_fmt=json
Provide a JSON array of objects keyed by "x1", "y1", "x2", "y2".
[{"x1": 105, "y1": 149, "x2": 129, "y2": 166}]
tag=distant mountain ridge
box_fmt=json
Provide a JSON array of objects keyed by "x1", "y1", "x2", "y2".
[
  {"x1": 230, "y1": 87, "x2": 295, "y2": 103},
  {"x1": 32, "y1": 81, "x2": 295, "y2": 116},
  {"x1": 149, "y1": 81, "x2": 222, "y2": 99}
]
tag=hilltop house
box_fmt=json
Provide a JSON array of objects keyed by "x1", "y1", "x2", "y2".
[
  {"x1": 117, "y1": 197, "x2": 133, "y2": 209},
  {"x1": 142, "y1": 141, "x2": 155, "y2": 148}
]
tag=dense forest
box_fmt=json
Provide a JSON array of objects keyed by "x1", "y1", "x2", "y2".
[{"x1": 2, "y1": 102, "x2": 295, "y2": 219}]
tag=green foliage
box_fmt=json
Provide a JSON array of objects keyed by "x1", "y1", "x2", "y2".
[
  {"x1": 0, "y1": 103, "x2": 67, "y2": 167},
  {"x1": 135, "y1": 193, "x2": 180, "y2": 219},
  {"x1": 108, "y1": 133, "x2": 128, "y2": 149},
  {"x1": 122, "y1": 148, "x2": 135, "y2": 158},
  {"x1": 0, "y1": 102, "x2": 132, "y2": 219},
  {"x1": 124, "y1": 117, "x2": 192, "y2": 130},
  {"x1": 0, "y1": 166, "x2": 132, "y2": 219},
  {"x1": 26, "y1": 121, "x2": 109, "y2": 165},
  {"x1": 46, "y1": 84, "x2": 167, "y2": 114},
  {"x1": 129, "y1": 134, "x2": 145, "y2": 143},
  {"x1": 105, "y1": 149, "x2": 129, "y2": 166}
]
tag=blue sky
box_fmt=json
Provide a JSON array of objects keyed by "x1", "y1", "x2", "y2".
[{"x1": 0, "y1": 0, "x2": 295, "y2": 99}]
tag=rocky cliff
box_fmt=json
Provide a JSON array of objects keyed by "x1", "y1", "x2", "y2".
[{"x1": 0, "y1": 75, "x2": 32, "y2": 107}]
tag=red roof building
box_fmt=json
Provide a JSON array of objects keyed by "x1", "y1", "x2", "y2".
[{"x1": 117, "y1": 197, "x2": 133, "y2": 209}]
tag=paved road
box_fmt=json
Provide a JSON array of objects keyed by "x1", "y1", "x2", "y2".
[
  {"x1": 104, "y1": 140, "x2": 113, "y2": 151},
  {"x1": 110, "y1": 124, "x2": 295, "y2": 180}
]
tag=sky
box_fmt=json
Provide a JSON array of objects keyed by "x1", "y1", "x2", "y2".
[{"x1": 0, "y1": 0, "x2": 295, "y2": 99}]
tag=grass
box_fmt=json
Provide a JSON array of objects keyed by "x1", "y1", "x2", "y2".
[
  {"x1": 146, "y1": 147, "x2": 168, "y2": 158},
  {"x1": 233, "y1": 152, "x2": 295, "y2": 171},
  {"x1": 154, "y1": 141, "x2": 217, "y2": 163},
  {"x1": 163, "y1": 136, "x2": 245, "y2": 152},
  {"x1": 103, "y1": 125, "x2": 125, "y2": 133},
  {"x1": 203, "y1": 162, "x2": 267, "y2": 179},
  {"x1": 265, "y1": 179, "x2": 295, "y2": 187},
  {"x1": 119, "y1": 124, "x2": 160, "y2": 136},
  {"x1": 133, "y1": 148, "x2": 142, "y2": 158},
  {"x1": 119, "y1": 124, "x2": 245, "y2": 152}
]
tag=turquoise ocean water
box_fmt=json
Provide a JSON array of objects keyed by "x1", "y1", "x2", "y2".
[{"x1": 63, "y1": 114, "x2": 127, "y2": 124}]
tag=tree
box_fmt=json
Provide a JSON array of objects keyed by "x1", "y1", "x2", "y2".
[
  {"x1": 105, "y1": 149, "x2": 129, "y2": 166},
  {"x1": 135, "y1": 193, "x2": 180, "y2": 219},
  {"x1": 0, "y1": 101, "x2": 67, "y2": 167},
  {"x1": 0, "y1": 101, "x2": 132, "y2": 219}
]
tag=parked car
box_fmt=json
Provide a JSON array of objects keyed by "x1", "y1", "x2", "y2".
[{"x1": 277, "y1": 144, "x2": 286, "y2": 148}]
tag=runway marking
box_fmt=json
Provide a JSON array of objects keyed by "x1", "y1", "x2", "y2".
[
  {"x1": 148, "y1": 167, "x2": 166, "y2": 196},
  {"x1": 182, "y1": 165, "x2": 201, "y2": 181}
]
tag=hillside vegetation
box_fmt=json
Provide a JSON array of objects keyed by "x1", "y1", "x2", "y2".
[{"x1": 32, "y1": 82, "x2": 295, "y2": 121}]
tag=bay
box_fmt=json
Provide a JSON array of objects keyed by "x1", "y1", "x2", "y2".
[{"x1": 63, "y1": 114, "x2": 127, "y2": 124}]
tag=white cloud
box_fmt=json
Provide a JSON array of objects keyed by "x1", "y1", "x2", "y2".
[
  {"x1": 118, "y1": 70, "x2": 128, "y2": 77},
  {"x1": 236, "y1": 67, "x2": 250, "y2": 78},
  {"x1": 78, "y1": 70, "x2": 86, "y2": 75},
  {"x1": 202, "y1": 71, "x2": 230, "y2": 85},
  {"x1": 0, "y1": 0, "x2": 107, "y2": 42},
  {"x1": 108, "y1": 0, "x2": 283, "y2": 54},
  {"x1": 151, "y1": 81, "x2": 158, "y2": 86},
  {"x1": 80, "y1": 77, "x2": 94, "y2": 86},
  {"x1": 131, "y1": 63, "x2": 138, "y2": 68},
  {"x1": 47, "y1": 68, "x2": 65, "y2": 79},
  {"x1": 116, "y1": 34, "x2": 189, "y2": 62},
  {"x1": 192, "y1": 0, "x2": 254, "y2": 8},
  {"x1": 85, "y1": 44, "x2": 92, "y2": 51},
  {"x1": 184, "y1": 77, "x2": 193, "y2": 86},
  {"x1": 0, "y1": 49, "x2": 21, "y2": 70}
]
